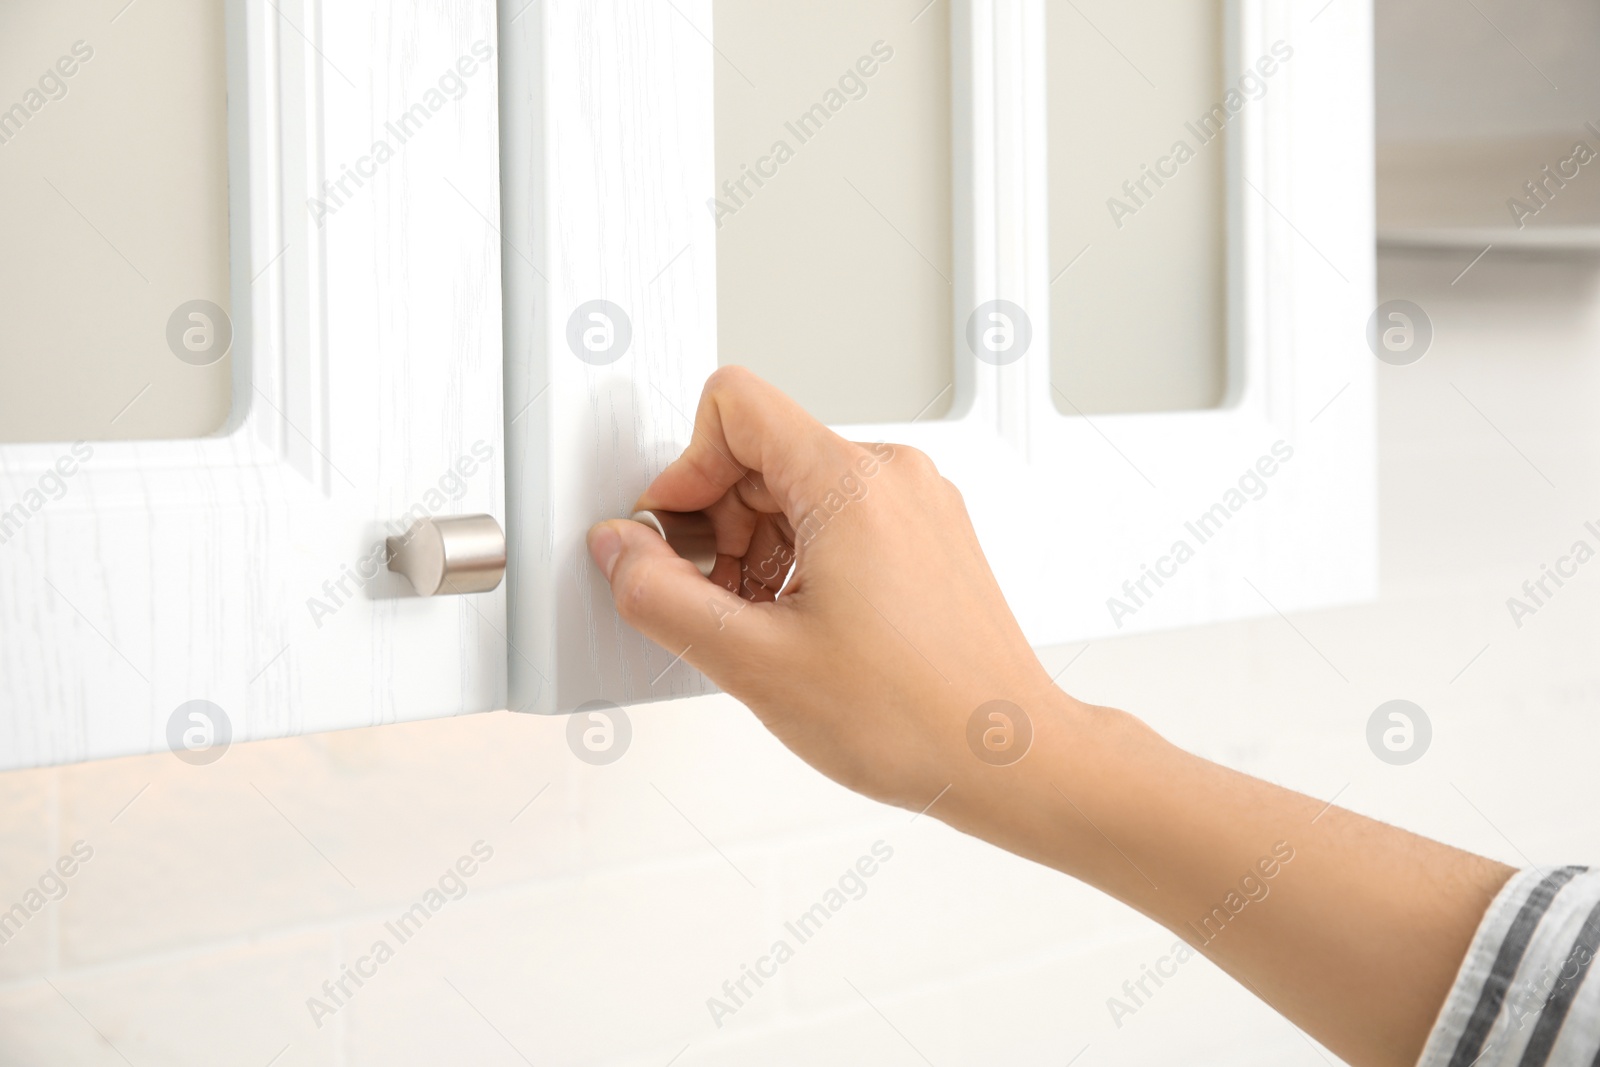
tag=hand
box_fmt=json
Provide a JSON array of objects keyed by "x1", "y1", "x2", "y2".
[
  {"x1": 587, "y1": 369, "x2": 1515, "y2": 1067},
  {"x1": 585, "y1": 366, "x2": 1069, "y2": 812}
]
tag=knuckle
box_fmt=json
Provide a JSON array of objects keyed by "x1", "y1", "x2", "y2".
[
  {"x1": 890, "y1": 445, "x2": 939, "y2": 480},
  {"x1": 705, "y1": 364, "x2": 756, "y2": 399}
]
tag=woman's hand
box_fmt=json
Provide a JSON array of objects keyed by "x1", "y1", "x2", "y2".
[
  {"x1": 588, "y1": 367, "x2": 1515, "y2": 1067},
  {"x1": 585, "y1": 366, "x2": 1070, "y2": 813}
]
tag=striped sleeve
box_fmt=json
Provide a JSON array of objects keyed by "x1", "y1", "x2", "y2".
[{"x1": 1418, "y1": 866, "x2": 1600, "y2": 1067}]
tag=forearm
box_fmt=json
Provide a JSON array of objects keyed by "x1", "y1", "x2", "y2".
[
  {"x1": 594, "y1": 370, "x2": 1517, "y2": 1067},
  {"x1": 937, "y1": 691, "x2": 1514, "y2": 1067}
]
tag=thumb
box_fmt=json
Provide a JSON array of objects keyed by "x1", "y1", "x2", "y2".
[{"x1": 586, "y1": 519, "x2": 779, "y2": 677}]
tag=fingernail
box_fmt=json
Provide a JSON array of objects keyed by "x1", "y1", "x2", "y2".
[{"x1": 587, "y1": 524, "x2": 623, "y2": 580}]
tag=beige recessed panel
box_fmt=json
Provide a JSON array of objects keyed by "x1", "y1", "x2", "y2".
[
  {"x1": 714, "y1": 0, "x2": 953, "y2": 426},
  {"x1": 1050, "y1": 0, "x2": 1229, "y2": 414},
  {"x1": 0, "y1": 0, "x2": 232, "y2": 444}
]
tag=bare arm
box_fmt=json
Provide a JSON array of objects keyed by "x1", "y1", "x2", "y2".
[{"x1": 586, "y1": 367, "x2": 1513, "y2": 1067}]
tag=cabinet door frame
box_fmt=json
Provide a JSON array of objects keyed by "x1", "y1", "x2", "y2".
[
  {"x1": 891, "y1": 0, "x2": 1379, "y2": 649},
  {"x1": 502, "y1": 0, "x2": 722, "y2": 714},
  {"x1": 0, "y1": 0, "x2": 507, "y2": 769},
  {"x1": 506, "y1": 0, "x2": 1376, "y2": 714}
]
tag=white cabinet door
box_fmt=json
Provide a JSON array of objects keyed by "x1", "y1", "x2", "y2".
[
  {"x1": 504, "y1": 0, "x2": 1377, "y2": 713},
  {"x1": 500, "y1": 0, "x2": 722, "y2": 715},
  {"x1": 0, "y1": 0, "x2": 506, "y2": 769}
]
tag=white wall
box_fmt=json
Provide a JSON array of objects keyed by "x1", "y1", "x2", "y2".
[
  {"x1": 1376, "y1": 0, "x2": 1600, "y2": 143},
  {"x1": 2, "y1": 247, "x2": 1600, "y2": 1064}
]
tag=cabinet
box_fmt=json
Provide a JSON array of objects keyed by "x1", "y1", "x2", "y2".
[
  {"x1": 501, "y1": 0, "x2": 1378, "y2": 716},
  {"x1": 0, "y1": 0, "x2": 1377, "y2": 768},
  {"x1": 0, "y1": 0, "x2": 506, "y2": 768}
]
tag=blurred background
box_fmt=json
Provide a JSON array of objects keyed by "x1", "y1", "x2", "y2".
[{"x1": 5, "y1": 0, "x2": 1600, "y2": 1064}]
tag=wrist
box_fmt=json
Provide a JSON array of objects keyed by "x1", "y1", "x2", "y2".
[{"x1": 937, "y1": 688, "x2": 1169, "y2": 889}]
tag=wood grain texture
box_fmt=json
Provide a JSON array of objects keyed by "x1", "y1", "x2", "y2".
[
  {"x1": 502, "y1": 0, "x2": 720, "y2": 714},
  {"x1": 0, "y1": 0, "x2": 507, "y2": 769}
]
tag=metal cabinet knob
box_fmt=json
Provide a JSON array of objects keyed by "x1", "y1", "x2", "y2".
[
  {"x1": 386, "y1": 514, "x2": 506, "y2": 596},
  {"x1": 631, "y1": 510, "x2": 717, "y2": 577}
]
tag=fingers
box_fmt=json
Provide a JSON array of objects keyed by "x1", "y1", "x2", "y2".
[
  {"x1": 636, "y1": 366, "x2": 854, "y2": 524},
  {"x1": 595, "y1": 368, "x2": 838, "y2": 677},
  {"x1": 738, "y1": 514, "x2": 795, "y2": 601},
  {"x1": 586, "y1": 519, "x2": 783, "y2": 677},
  {"x1": 699, "y1": 487, "x2": 772, "y2": 596}
]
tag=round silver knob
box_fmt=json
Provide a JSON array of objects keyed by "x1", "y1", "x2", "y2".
[
  {"x1": 630, "y1": 509, "x2": 717, "y2": 577},
  {"x1": 386, "y1": 514, "x2": 506, "y2": 596}
]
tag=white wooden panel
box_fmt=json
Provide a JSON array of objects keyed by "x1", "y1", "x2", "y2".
[
  {"x1": 508, "y1": 0, "x2": 1376, "y2": 712},
  {"x1": 895, "y1": 0, "x2": 1378, "y2": 644},
  {"x1": 0, "y1": 0, "x2": 507, "y2": 769},
  {"x1": 502, "y1": 0, "x2": 719, "y2": 713},
  {"x1": 911, "y1": 0, "x2": 1380, "y2": 644}
]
